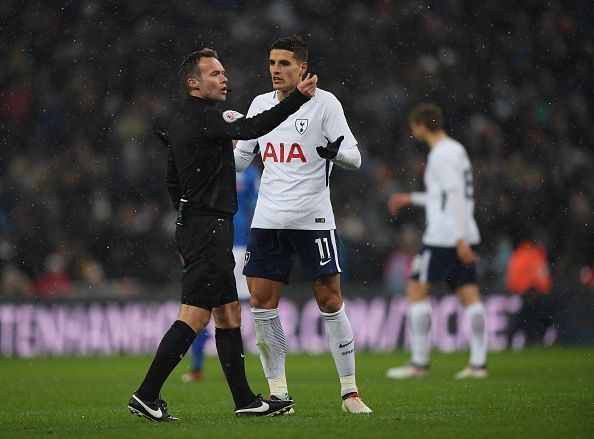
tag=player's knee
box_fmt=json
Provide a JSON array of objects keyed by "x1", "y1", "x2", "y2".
[
  {"x1": 249, "y1": 294, "x2": 275, "y2": 309},
  {"x1": 213, "y1": 301, "x2": 242, "y2": 328},
  {"x1": 457, "y1": 284, "x2": 480, "y2": 306},
  {"x1": 317, "y1": 298, "x2": 342, "y2": 313},
  {"x1": 247, "y1": 279, "x2": 282, "y2": 309},
  {"x1": 178, "y1": 311, "x2": 211, "y2": 333},
  {"x1": 407, "y1": 281, "x2": 429, "y2": 302},
  {"x1": 315, "y1": 293, "x2": 343, "y2": 313},
  {"x1": 316, "y1": 273, "x2": 338, "y2": 288},
  {"x1": 179, "y1": 302, "x2": 210, "y2": 318},
  {"x1": 314, "y1": 274, "x2": 342, "y2": 312}
]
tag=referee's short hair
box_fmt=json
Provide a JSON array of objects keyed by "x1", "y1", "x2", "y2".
[
  {"x1": 271, "y1": 35, "x2": 308, "y2": 63},
  {"x1": 408, "y1": 103, "x2": 444, "y2": 132},
  {"x1": 180, "y1": 48, "x2": 219, "y2": 91}
]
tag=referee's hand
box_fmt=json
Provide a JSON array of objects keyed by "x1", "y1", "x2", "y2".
[
  {"x1": 316, "y1": 135, "x2": 344, "y2": 160},
  {"x1": 297, "y1": 73, "x2": 318, "y2": 98},
  {"x1": 155, "y1": 130, "x2": 171, "y2": 146}
]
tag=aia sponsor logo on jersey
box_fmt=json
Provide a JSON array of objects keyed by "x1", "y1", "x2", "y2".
[{"x1": 262, "y1": 142, "x2": 307, "y2": 163}]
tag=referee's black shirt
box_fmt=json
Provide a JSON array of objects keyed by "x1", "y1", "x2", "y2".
[{"x1": 166, "y1": 90, "x2": 309, "y2": 217}]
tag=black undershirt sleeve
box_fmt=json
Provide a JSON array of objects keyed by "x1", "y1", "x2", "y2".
[
  {"x1": 203, "y1": 90, "x2": 309, "y2": 140},
  {"x1": 165, "y1": 144, "x2": 182, "y2": 210}
]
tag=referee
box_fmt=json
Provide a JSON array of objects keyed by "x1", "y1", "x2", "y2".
[{"x1": 128, "y1": 48, "x2": 317, "y2": 421}]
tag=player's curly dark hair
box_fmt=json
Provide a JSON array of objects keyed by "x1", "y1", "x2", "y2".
[
  {"x1": 408, "y1": 103, "x2": 444, "y2": 132},
  {"x1": 271, "y1": 35, "x2": 308, "y2": 62},
  {"x1": 179, "y1": 48, "x2": 219, "y2": 91}
]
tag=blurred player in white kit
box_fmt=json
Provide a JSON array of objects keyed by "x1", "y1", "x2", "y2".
[
  {"x1": 234, "y1": 35, "x2": 372, "y2": 414},
  {"x1": 386, "y1": 103, "x2": 487, "y2": 380}
]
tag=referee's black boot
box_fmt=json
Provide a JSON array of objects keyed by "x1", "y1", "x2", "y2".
[
  {"x1": 128, "y1": 393, "x2": 179, "y2": 422},
  {"x1": 234, "y1": 394, "x2": 294, "y2": 417}
]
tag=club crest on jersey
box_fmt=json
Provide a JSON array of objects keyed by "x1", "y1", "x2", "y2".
[
  {"x1": 222, "y1": 110, "x2": 244, "y2": 123},
  {"x1": 295, "y1": 118, "x2": 308, "y2": 135}
]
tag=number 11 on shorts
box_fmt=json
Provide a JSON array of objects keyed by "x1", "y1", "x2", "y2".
[{"x1": 315, "y1": 237, "x2": 331, "y2": 262}]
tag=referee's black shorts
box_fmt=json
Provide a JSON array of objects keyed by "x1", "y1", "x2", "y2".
[{"x1": 175, "y1": 215, "x2": 238, "y2": 310}]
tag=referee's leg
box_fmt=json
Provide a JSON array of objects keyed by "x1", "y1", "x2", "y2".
[
  {"x1": 212, "y1": 300, "x2": 258, "y2": 409},
  {"x1": 139, "y1": 305, "x2": 211, "y2": 400},
  {"x1": 129, "y1": 304, "x2": 211, "y2": 421}
]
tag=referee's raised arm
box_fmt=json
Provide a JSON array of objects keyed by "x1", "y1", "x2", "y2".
[{"x1": 203, "y1": 74, "x2": 317, "y2": 140}]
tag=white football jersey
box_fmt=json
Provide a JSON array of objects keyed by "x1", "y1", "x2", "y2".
[
  {"x1": 235, "y1": 88, "x2": 358, "y2": 230},
  {"x1": 416, "y1": 137, "x2": 481, "y2": 246}
]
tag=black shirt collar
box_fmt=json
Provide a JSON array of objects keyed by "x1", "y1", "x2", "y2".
[{"x1": 185, "y1": 95, "x2": 216, "y2": 107}]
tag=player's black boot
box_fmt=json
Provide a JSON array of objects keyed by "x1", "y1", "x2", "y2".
[
  {"x1": 234, "y1": 394, "x2": 294, "y2": 417},
  {"x1": 128, "y1": 393, "x2": 179, "y2": 422},
  {"x1": 269, "y1": 394, "x2": 295, "y2": 415}
]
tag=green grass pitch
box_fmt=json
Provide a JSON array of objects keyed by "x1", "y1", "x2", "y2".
[{"x1": 1, "y1": 348, "x2": 592, "y2": 438}]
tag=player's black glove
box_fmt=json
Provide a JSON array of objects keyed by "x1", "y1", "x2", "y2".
[
  {"x1": 154, "y1": 129, "x2": 171, "y2": 147},
  {"x1": 316, "y1": 135, "x2": 344, "y2": 160}
]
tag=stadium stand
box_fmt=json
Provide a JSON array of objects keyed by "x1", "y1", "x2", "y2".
[{"x1": 0, "y1": 0, "x2": 592, "y2": 297}]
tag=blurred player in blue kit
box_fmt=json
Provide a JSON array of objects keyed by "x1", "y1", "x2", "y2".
[{"x1": 181, "y1": 164, "x2": 260, "y2": 383}]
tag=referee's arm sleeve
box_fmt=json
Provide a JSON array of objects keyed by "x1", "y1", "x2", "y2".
[
  {"x1": 202, "y1": 90, "x2": 309, "y2": 140},
  {"x1": 165, "y1": 145, "x2": 182, "y2": 210}
]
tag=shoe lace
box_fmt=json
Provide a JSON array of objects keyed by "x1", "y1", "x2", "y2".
[
  {"x1": 156, "y1": 398, "x2": 168, "y2": 412},
  {"x1": 344, "y1": 392, "x2": 363, "y2": 401},
  {"x1": 268, "y1": 394, "x2": 292, "y2": 401}
]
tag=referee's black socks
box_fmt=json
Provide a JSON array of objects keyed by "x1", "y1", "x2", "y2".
[
  {"x1": 215, "y1": 327, "x2": 256, "y2": 408},
  {"x1": 137, "y1": 320, "x2": 196, "y2": 401}
]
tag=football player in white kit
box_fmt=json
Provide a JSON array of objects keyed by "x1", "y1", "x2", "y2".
[
  {"x1": 386, "y1": 103, "x2": 487, "y2": 380},
  {"x1": 234, "y1": 36, "x2": 371, "y2": 414}
]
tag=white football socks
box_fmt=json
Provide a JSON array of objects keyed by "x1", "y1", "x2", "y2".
[
  {"x1": 409, "y1": 300, "x2": 432, "y2": 367},
  {"x1": 466, "y1": 302, "x2": 487, "y2": 367},
  {"x1": 251, "y1": 307, "x2": 288, "y2": 397},
  {"x1": 321, "y1": 304, "x2": 358, "y2": 397}
]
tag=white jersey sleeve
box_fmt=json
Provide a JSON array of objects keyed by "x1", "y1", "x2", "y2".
[
  {"x1": 234, "y1": 146, "x2": 255, "y2": 171},
  {"x1": 411, "y1": 192, "x2": 428, "y2": 206},
  {"x1": 322, "y1": 94, "x2": 360, "y2": 169},
  {"x1": 333, "y1": 146, "x2": 361, "y2": 170}
]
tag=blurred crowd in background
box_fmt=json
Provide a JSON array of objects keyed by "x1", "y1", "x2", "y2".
[{"x1": 1, "y1": 0, "x2": 592, "y2": 299}]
